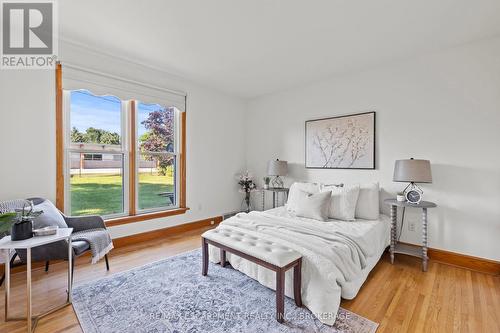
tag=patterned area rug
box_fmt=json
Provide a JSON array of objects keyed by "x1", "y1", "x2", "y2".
[{"x1": 72, "y1": 249, "x2": 378, "y2": 333}]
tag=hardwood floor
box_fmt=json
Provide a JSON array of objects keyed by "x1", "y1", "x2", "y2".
[{"x1": 1, "y1": 226, "x2": 499, "y2": 333}]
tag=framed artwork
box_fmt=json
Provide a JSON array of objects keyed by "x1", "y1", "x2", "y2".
[{"x1": 305, "y1": 111, "x2": 375, "y2": 169}]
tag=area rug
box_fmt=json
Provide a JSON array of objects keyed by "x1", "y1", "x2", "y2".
[{"x1": 72, "y1": 249, "x2": 378, "y2": 333}]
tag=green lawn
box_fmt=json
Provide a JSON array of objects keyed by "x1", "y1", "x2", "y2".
[{"x1": 70, "y1": 171, "x2": 174, "y2": 216}]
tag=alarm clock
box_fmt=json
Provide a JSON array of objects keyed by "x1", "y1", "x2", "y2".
[{"x1": 405, "y1": 189, "x2": 422, "y2": 204}]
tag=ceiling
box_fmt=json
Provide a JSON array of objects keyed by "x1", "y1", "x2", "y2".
[{"x1": 59, "y1": 0, "x2": 500, "y2": 98}]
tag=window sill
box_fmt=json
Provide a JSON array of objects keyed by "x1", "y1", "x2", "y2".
[{"x1": 105, "y1": 207, "x2": 190, "y2": 227}]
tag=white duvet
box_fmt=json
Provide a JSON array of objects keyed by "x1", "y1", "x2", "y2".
[{"x1": 208, "y1": 207, "x2": 391, "y2": 325}]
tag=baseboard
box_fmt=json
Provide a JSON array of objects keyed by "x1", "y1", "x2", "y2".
[
  {"x1": 399, "y1": 242, "x2": 500, "y2": 276},
  {"x1": 0, "y1": 216, "x2": 222, "y2": 277},
  {"x1": 112, "y1": 215, "x2": 223, "y2": 248},
  {"x1": 427, "y1": 247, "x2": 500, "y2": 276}
]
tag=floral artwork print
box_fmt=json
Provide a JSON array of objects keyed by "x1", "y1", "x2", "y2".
[{"x1": 305, "y1": 112, "x2": 375, "y2": 169}]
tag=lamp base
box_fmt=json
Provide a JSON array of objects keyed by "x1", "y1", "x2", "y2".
[
  {"x1": 402, "y1": 182, "x2": 424, "y2": 204},
  {"x1": 270, "y1": 176, "x2": 284, "y2": 188},
  {"x1": 402, "y1": 182, "x2": 423, "y2": 195}
]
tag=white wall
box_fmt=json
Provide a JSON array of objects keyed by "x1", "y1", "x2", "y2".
[
  {"x1": 0, "y1": 41, "x2": 247, "y2": 239},
  {"x1": 246, "y1": 38, "x2": 500, "y2": 261}
]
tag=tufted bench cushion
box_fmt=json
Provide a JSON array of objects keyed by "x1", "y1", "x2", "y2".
[{"x1": 202, "y1": 227, "x2": 301, "y2": 267}]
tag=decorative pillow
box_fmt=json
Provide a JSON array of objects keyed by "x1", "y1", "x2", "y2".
[
  {"x1": 320, "y1": 183, "x2": 344, "y2": 191},
  {"x1": 294, "y1": 191, "x2": 331, "y2": 221},
  {"x1": 31, "y1": 199, "x2": 68, "y2": 229},
  {"x1": 321, "y1": 184, "x2": 360, "y2": 221},
  {"x1": 355, "y1": 183, "x2": 380, "y2": 220},
  {"x1": 286, "y1": 182, "x2": 320, "y2": 212}
]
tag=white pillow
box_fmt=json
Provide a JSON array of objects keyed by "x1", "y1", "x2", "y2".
[
  {"x1": 286, "y1": 182, "x2": 320, "y2": 212},
  {"x1": 355, "y1": 183, "x2": 380, "y2": 220},
  {"x1": 295, "y1": 191, "x2": 331, "y2": 221},
  {"x1": 321, "y1": 184, "x2": 360, "y2": 221}
]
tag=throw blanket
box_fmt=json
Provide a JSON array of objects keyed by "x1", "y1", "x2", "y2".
[
  {"x1": 72, "y1": 228, "x2": 114, "y2": 264},
  {"x1": 208, "y1": 210, "x2": 390, "y2": 326}
]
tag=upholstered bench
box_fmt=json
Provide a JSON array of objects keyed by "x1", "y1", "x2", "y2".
[{"x1": 201, "y1": 227, "x2": 302, "y2": 323}]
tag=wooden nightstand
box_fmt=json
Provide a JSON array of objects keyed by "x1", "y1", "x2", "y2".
[{"x1": 384, "y1": 199, "x2": 437, "y2": 272}]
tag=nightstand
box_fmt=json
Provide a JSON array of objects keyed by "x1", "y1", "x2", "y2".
[
  {"x1": 384, "y1": 199, "x2": 437, "y2": 272},
  {"x1": 260, "y1": 187, "x2": 289, "y2": 210}
]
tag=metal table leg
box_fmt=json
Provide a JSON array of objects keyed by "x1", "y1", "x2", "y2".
[
  {"x1": 27, "y1": 248, "x2": 32, "y2": 333},
  {"x1": 68, "y1": 235, "x2": 73, "y2": 302},
  {"x1": 4, "y1": 249, "x2": 10, "y2": 321}
]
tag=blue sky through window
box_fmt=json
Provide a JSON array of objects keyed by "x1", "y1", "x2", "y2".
[
  {"x1": 70, "y1": 90, "x2": 122, "y2": 134},
  {"x1": 70, "y1": 90, "x2": 165, "y2": 138}
]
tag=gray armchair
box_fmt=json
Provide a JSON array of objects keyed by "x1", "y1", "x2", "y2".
[{"x1": 0, "y1": 197, "x2": 110, "y2": 286}]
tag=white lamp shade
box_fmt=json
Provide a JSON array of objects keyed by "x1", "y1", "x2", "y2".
[
  {"x1": 393, "y1": 159, "x2": 432, "y2": 183},
  {"x1": 267, "y1": 160, "x2": 288, "y2": 176}
]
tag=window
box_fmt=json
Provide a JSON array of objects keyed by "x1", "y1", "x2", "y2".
[
  {"x1": 83, "y1": 154, "x2": 103, "y2": 161},
  {"x1": 137, "y1": 102, "x2": 177, "y2": 211},
  {"x1": 56, "y1": 64, "x2": 187, "y2": 225}
]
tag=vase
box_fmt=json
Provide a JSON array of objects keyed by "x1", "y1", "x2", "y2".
[
  {"x1": 241, "y1": 192, "x2": 253, "y2": 213},
  {"x1": 11, "y1": 220, "x2": 33, "y2": 241}
]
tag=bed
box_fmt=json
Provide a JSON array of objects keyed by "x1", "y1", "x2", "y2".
[{"x1": 208, "y1": 206, "x2": 391, "y2": 325}]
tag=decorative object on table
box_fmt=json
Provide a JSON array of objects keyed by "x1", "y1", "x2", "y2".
[
  {"x1": 384, "y1": 199, "x2": 437, "y2": 272},
  {"x1": 72, "y1": 249, "x2": 379, "y2": 333},
  {"x1": 237, "y1": 171, "x2": 257, "y2": 213},
  {"x1": 33, "y1": 225, "x2": 59, "y2": 236},
  {"x1": 305, "y1": 111, "x2": 375, "y2": 169},
  {"x1": 393, "y1": 158, "x2": 432, "y2": 204},
  {"x1": 0, "y1": 197, "x2": 111, "y2": 287},
  {"x1": 263, "y1": 176, "x2": 271, "y2": 189},
  {"x1": 396, "y1": 192, "x2": 406, "y2": 202},
  {"x1": 10, "y1": 201, "x2": 44, "y2": 241},
  {"x1": 267, "y1": 159, "x2": 288, "y2": 188}
]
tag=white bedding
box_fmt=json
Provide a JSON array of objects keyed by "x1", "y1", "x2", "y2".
[{"x1": 208, "y1": 206, "x2": 390, "y2": 325}]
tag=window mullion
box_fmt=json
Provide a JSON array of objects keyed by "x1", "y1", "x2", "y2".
[{"x1": 129, "y1": 100, "x2": 137, "y2": 216}]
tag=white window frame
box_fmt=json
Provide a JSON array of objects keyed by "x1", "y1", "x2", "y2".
[
  {"x1": 134, "y1": 102, "x2": 180, "y2": 214},
  {"x1": 63, "y1": 89, "x2": 130, "y2": 219}
]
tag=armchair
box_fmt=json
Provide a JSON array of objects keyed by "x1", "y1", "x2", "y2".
[{"x1": 0, "y1": 197, "x2": 111, "y2": 286}]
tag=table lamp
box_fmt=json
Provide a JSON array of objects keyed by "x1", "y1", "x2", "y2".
[
  {"x1": 267, "y1": 159, "x2": 288, "y2": 188},
  {"x1": 393, "y1": 158, "x2": 432, "y2": 203}
]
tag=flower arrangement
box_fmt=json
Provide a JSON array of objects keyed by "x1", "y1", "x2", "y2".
[
  {"x1": 237, "y1": 171, "x2": 257, "y2": 193},
  {"x1": 237, "y1": 171, "x2": 257, "y2": 213}
]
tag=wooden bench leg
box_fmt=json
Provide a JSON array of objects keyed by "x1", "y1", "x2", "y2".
[
  {"x1": 220, "y1": 249, "x2": 227, "y2": 267},
  {"x1": 293, "y1": 259, "x2": 302, "y2": 307},
  {"x1": 202, "y1": 238, "x2": 208, "y2": 276},
  {"x1": 276, "y1": 268, "x2": 285, "y2": 323}
]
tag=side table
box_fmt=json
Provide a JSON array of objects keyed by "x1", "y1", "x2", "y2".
[
  {"x1": 384, "y1": 199, "x2": 437, "y2": 272},
  {"x1": 260, "y1": 188, "x2": 289, "y2": 210},
  {"x1": 0, "y1": 228, "x2": 73, "y2": 332}
]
